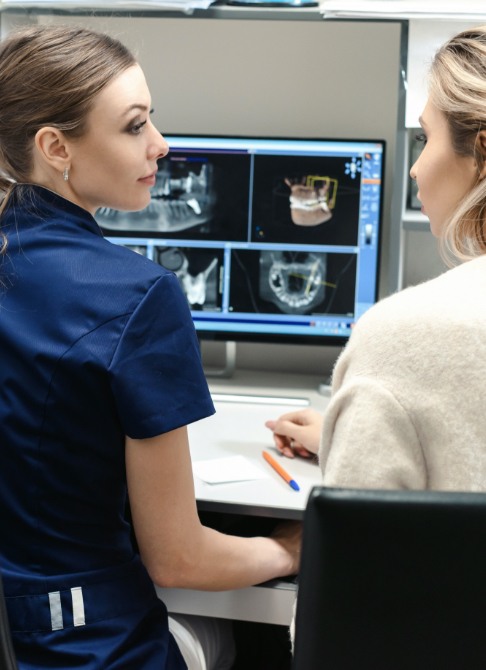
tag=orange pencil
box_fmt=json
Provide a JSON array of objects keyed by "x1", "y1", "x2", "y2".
[{"x1": 262, "y1": 450, "x2": 300, "y2": 491}]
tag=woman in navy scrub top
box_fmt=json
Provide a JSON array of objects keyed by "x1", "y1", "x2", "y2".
[{"x1": 0, "y1": 25, "x2": 301, "y2": 669}]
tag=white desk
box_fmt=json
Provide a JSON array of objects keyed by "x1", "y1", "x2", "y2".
[{"x1": 157, "y1": 372, "x2": 328, "y2": 626}]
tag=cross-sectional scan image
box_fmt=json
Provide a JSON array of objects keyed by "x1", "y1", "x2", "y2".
[
  {"x1": 96, "y1": 151, "x2": 251, "y2": 242},
  {"x1": 155, "y1": 246, "x2": 223, "y2": 311},
  {"x1": 260, "y1": 251, "x2": 327, "y2": 315},
  {"x1": 251, "y1": 154, "x2": 361, "y2": 246},
  {"x1": 229, "y1": 249, "x2": 357, "y2": 317}
]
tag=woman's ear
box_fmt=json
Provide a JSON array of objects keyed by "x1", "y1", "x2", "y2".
[
  {"x1": 476, "y1": 130, "x2": 486, "y2": 180},
  {"x1": 34, "y1": 127, "x2": 70, "y2": 176}
]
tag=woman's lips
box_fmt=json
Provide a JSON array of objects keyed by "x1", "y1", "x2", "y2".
[{"x1": 139, "y1": 172, "x2": 156, "y2": 186}]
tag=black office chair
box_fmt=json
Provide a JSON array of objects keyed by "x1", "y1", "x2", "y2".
[
  {"x1": 293, "y1": 486, "x2": 486, "y2": 670},
  {"x1": 0, "y1": 573, "x2": 18, "y2": 670}
]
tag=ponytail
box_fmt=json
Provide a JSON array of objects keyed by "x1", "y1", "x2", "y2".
[{"x1": 0, "y1": 176, "x2": 15, "y2": 256}]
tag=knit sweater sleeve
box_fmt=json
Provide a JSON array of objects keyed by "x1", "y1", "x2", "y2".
[
  {"x1": 320, "y1": 375, "x2": 427, "y2": 489},
  {"x1": 318, "y1": 283, "x2": 431, "y2": 490}
]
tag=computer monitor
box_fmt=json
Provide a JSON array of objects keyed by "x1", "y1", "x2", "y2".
[{"x1": 96, "y1": 134, "x2": 385, "y2": 348}]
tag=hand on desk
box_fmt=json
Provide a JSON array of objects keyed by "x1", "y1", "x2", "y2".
[{"x1": 265, "y1": 408, "x2": 323, "y2": 459}]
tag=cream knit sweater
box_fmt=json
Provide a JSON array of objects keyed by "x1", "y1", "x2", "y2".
[
  {"x1": 291, "y1": 260, "x2": 486, "y2": 649},
  {"x1": 319, "y1": 255, "x2": 486, "y2": 492}
]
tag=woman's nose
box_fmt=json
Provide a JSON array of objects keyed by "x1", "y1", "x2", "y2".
[
  {"x1": 155, "y1": 134, "x2": 169, "y2": 161},
  {"x1": 149, "y1": 124, "x2": 169, "y2": 161}
]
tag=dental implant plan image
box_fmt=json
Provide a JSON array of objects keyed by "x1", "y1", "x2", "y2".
[{"x1": 284, "y1": 176, "x2": 338, "y2": 227}]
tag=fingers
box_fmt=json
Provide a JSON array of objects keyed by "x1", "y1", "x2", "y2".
[
  {"x1": 265, "y1": 409, "x2": 322, "y2": 457},
  {"x1": 273, "y1": 419, "x2": 311, "y2": 447},
  {"x1": 279, "y1": 442, "x2": 295, "y2": 459},
  {"x1": 271, "y1": 434, "x2": 314, "y2": 459},
  {"x1": 272, "y1": 432, "x2": 295, "y2": 458},
  {"x1": 273, "y1": 409, "x2": 311, "y2": 425},
  {"x1": 293, "y1": 444, "x2": 315, "y2": 459},
  {"x1": 265, "y1": 418, "x2": 296, "y2": 457}
]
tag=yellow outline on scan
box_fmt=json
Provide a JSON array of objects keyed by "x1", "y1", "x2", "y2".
[{"x1": 305, "y1": 176, "x2": 338, "y2": 209}]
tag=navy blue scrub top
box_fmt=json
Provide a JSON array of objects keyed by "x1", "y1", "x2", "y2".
[{"x1": 0, "y1": 185, "x2": 215, "y2": 669}]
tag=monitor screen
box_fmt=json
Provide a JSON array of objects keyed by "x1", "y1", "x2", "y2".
[{"x1": 96, "y1": 134, "x2": 385, "y2": 347}]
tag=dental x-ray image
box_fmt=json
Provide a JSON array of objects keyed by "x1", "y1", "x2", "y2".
[
  {"x1": 96, "y1": 159, "x2": 216, "y2": 234},
  {"x1": 155, "y1": 246, "x2": 223, "y2": 311},
  {"x1": 229, "y1": 249, "x2": 357, "y2": 317},
  {"x1": 260, "y1": 251, "x2": 327, "y2": 315},
  {"x1": 96, "y1": 151, "x2": 251, "y2": 242}
]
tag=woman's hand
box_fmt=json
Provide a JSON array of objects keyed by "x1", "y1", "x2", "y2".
[
  {"x1": 270, "y1": 520, "x2": 303, "y2": 576},
  {"x1": 265, "y1": 408, "x2": 323, "y2": 459}
]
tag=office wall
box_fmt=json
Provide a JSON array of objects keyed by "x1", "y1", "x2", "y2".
[{"x1": 4, "y1": 12, "x2": 402, "y2": 376}]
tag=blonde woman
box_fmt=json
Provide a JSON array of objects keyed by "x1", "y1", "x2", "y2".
[{"x1": 267, "y1": 26, "x2": 486, "y2": 493}]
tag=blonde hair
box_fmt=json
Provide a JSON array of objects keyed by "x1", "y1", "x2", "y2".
[
  {"x1": 428, "y1": 25, "x2": 486, "y2": 264},
  {"x1": 0, "y1": 25, "x2": 136, "y2": 253}
]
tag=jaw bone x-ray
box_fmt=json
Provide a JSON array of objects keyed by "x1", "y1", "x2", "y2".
[
  {"x1": 285, "y1": 176, "x2": 338, "y2": 227},
  {"x1": 157, "y1": 247, "x2": 219, "y2": 309},
  {"x1": 96, "y1": 160, "x2": 216, "y2": 233},
  {"x1": 260, "y1": 251, "x2": 327, "y2": 314}
]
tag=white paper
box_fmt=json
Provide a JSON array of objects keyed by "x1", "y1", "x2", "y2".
[
  {"x1": 319, "y1": 0, "x2": 486, "y2": 19},
  {"x1": 193, "y1": 455, "x2": 269, "y2": 485},
  {"x1": 0, "y1": 0, "x2": 215, "y2": 12}
]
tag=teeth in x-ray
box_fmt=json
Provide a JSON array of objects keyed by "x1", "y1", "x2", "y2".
[
  {"x1": 153, "y1": 164, "x2": 209, "y2": 199},
  {"x1": 260, "y1": 251, "x2": 327, "y2": 315},
  {"x1": 96, "y1": 197, "x2": 211, "y2": 233},
  {"x1": 186, "y1": 198, "x2": 202, "y2": 215},
  {"x1": 179, "y1": 257, "x2": 218, "y2": 305},
  {"x1": 269, "y1": 260, "x2": 322, "y2": 307},
  {"x1": 158, "y1": 247, "x2": 218, "y2": 306}
]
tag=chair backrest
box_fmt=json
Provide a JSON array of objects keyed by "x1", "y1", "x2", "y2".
[
  {"x1": 0, "y1": 573, "x2": 18, "y2": 670},
  {"x1": 293, "y1": 486, "x2": 486, "y2": 670}
]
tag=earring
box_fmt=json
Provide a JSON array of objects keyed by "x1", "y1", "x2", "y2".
[{"x1": 63, "y1": 167, "x2": 69, "y2": 182}]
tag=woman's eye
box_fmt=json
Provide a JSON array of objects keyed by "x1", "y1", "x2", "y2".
[
  {"x1": 414, "y1": 132, "x2": 427, "y2": 145},
  {"x1": 129, "y1": 120, "x2": 147, "y2": 135}
]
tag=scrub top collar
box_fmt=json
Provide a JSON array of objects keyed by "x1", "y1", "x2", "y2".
[{"x1": 5, "y1": 183, "x2": 104, "y2": 238}]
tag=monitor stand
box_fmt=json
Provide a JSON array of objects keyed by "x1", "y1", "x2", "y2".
[
  {"x1": 318, "y1": 375, "x2": 333, "y2": 396},
  {"x1": 202, "y1": 341, "x2": 328, "y2": 406},
  {"x1": 203, "y1": 341, "x2": 237, "y2": 379}
]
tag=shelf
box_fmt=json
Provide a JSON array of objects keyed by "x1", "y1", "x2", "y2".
[
  {"x1": 0, "y1": 2, "x2": 414, "y2": 20},
  {"x1": 0, "y1": 2, "x2": 326, "y2": 20},
  {"x1": 402, "y1": 208, "x2": 428, "y2": 230}
]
